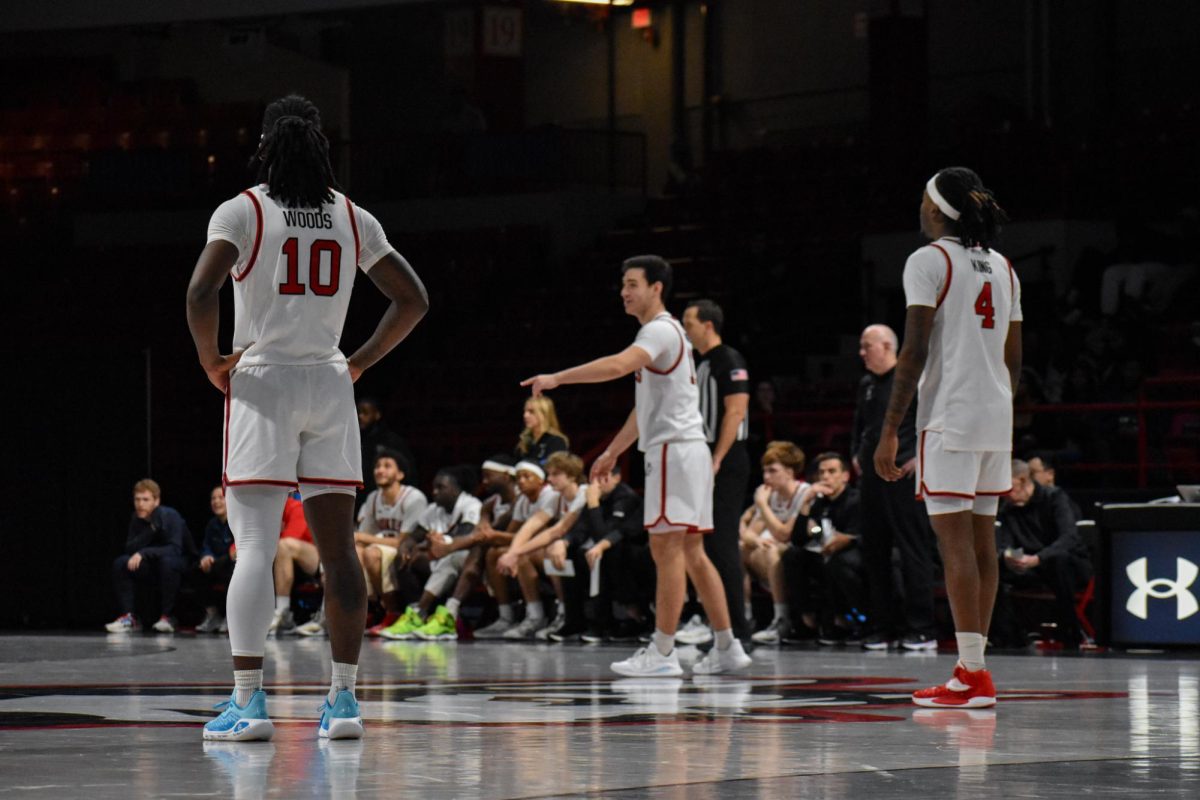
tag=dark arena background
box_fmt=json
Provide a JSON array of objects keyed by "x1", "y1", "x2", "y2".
[{"x1": 1, "y1": 2, "x2": 1199, "y2": 798}]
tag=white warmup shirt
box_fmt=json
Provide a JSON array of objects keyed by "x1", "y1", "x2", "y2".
[
  {"x1": 357, "y1": 485, "x2": 428, "y2": 537},
  {"x1": 903, "y1": 236, "x2": 1023, "y2": 452},
  {"x1": 511, "y1": 483, "x2": 560, "y2": 524},
  {"x1": 632, "y1": 313, "x2": 706, "y2": 451},
  {"x1": 206, "y1": 184, "x2": 394, "y2": 367},
  {"x1": 418, "y1": 492, "x2": 483, "y2": 536}
]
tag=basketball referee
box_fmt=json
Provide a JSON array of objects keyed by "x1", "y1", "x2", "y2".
[{"x1": 683, "y1": 299, "x2": 751, "y2": 639}]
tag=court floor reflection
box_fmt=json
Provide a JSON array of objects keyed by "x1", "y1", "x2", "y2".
[{"x1": 0, "y1": 634, "x2": 1197, "y2": 798}]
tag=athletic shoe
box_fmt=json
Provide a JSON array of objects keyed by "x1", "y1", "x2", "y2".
[
  {"x1": 912, "y1": 663, "x2": 997, "y2": 709},
  {"x1": 611, "y1": 646, "x2": 683, "y2": 677},
  {"x1": 295, "y1": 610, "x2": 326, "y2": 637},
  {"x1": 318, "y1": 689, "x2": 364, "y2": 740},
  {"x1": 692, "y1": 639, "x2": 753, "y2": 675},
  {"x1": 203, "y1": 690, "x2": 275, "y2": 741},
  {"x1": 105, "y1": 613, "x2": 141, "y2": 633},
  {"x1": 536, "y1": 611, "x2": 568, "y2": 641},
  {"x1": 503, "y1": 616, "x2": 548, "y2": 640},
  {"x1": 862, "y1": 633, "x2": 896, "y2": 651},
  {"x1": 380, "y1": 607, "x2": 423, "y2": 641},
  {"x1": 902, "y1": 633, "x2": 939, "y2": 651},
  {"x1": 675, "y1": 615, "x2": 714, "y2": 645},
  {"x1": 473, "y1": 617, "x2": 515, "y2": 639},
  {"x1": 365, "y1": 611, "x2": 401, "y2": 638},
  {"x1": 414, "y1": 607, "x2": 458, "y2": 641},
  {"x1": 267, "y1": 609, "x2": 295, "y2": 638},
  {"x1": 196, "y1": 610, "x2": 224, "y2": 634},
  {"x1": 750, "y1": 617, "x2": 792, "y2": 645},
  {"x1": 152, "y1": 616, "x2": 176, "y2": 634},
  {"x1": 580, "y1": 629, "x2": 606, "y2": 644},
  {"x1": 217, "y1": 617, "x2": 229, "y2": 634}
]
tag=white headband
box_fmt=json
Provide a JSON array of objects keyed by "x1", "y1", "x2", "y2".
[
  {"x1": 482, "y1": 460, "x2": 517, "y2": 476},
  {"x1": 515, "y1": 461, "x2": 546, "y2": 480},
  {"x1": 926, "y1": 174, "x2": 960, "y2": 221}
]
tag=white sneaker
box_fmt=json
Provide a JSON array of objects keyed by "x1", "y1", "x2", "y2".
[
  {"x1": 692, "y1": 639, "x2": 753, "y2": 675},
  {"x1": 611, "y1": 646, "x2": 684, "y2": 677},
  {"x1": 503, "y1": 616, "x2": 547, "y2": 640},
  {"x1": 152, "y1": 616, "x2": 176, "y2": 634},
  {"x1": 267, "y1": 609, "x2": 295, "y2": 638},
  {"x1": 473, "y1": 618, "x2": 514, "y2": 639},
  {"x1": 675, "y1": 614, "x2": 713, "y2": 645},
  {"x1": 295, "y1": 610, "x2": 327, "y2": 637},
  {"x1": 536, "y1": 611, "x2": 567, "y2": 641},
  {"x1": 750, "y1": 617, "x2": 792, "y2": 645},
  {"x1": 196, "y1": 610, "x2": 224, "y2": 634}
]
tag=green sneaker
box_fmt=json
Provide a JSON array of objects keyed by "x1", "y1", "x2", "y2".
[
  {"x1": 414, "y1": 606, "x2": 458, "y2": 641},
  {"x1": 380, "y1": 607, "x2": 423, "y2": 640}
]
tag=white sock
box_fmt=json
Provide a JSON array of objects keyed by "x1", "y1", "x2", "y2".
[
  {"x1": 498, "y1": 603, "x2": 515, "y2": 622},
  {"x1": 445, "y1": 598, "x2": 461, "y2": 619},
  {"x1": 956, "y1": 632, "x2": 986, "y2": 672},
  {"x1": 527, "y1": 601, "x2": 545, "y2": 622},
  {"x1": 652, "y1": 629, "x2": 675, "y2": 657},
  {"x1": 234, "y1": 669, "x2": 262, "y2": 707},
  {"x1": 329, "y1": 661, "x2": 358, "y2": 704},
  {"x1": 275, "y1": 596, "x2": 290, "y2": 613},
  {"x1": 773, "y1": 603, "x2": 790, "y2": 622},
  {"x1": 714, "y1": 628, "x2": 735, "y2": 651}
]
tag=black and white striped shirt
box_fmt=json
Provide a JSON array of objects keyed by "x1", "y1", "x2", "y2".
[{"x1": 695, "y1": 344, "x2": 751, "y2": 445}]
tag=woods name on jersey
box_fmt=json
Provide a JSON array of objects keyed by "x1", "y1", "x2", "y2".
[{"x1": 282, "y1": 209, "x2": 334, "y2": 229}]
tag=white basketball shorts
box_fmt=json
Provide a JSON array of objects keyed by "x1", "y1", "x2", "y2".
[
  {"x1": 643, "y1": 440, "x2": 714, "y2": 534},
  {"x1": 223, "y1": 362, "x2": 363, "y2": 491},
  {"x1": 916, "y1": 429, "x2": 1010, "y2": 515}
]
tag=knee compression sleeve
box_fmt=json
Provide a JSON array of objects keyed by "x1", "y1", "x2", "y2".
[{"x1": 225, "y1": 485, "x2": 290, "y2": 657}]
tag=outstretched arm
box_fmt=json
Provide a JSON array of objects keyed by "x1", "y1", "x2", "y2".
[
  {"x1": 874, "y1": 305, "x2": 935, "y2": 481},
  {"x1": 186, "y1": 240, "x2": 244, "y2": 392},
  {"x1": 521, "y1": 346, "x2": 652, "y2": 396},
  {"x1": 347, "y1": 252, "x2": 429, "y2": 382}
]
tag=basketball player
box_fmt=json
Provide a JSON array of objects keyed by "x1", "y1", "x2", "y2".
[
  {"x1": 522, "y1": 255, "x2": 752, "y2": 676},
  {"x1": 874, "y1": 168, "x2": 1020, "y2": 708},
  {"x1": 186, "y1": 95, "x2": 429, "y2": 740}
]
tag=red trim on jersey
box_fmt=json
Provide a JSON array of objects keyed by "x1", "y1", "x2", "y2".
[
  {"x1": 919, "y1": 484, "x2": 977, "y2": 500},
  {"x1": 221, "y1": 384, "x2": 232, "y2": 488},
  {"x1": 297, "y1": 476, "x2": 365, "y2": 488},
  {"x1": 344, "y1": 195, "x2": 360, "y2": 268},
  {"x1": 977, "y1": 488, "x2": 1013, "y2": 496},
  {"x1": 233, "y1": 189, "x2": 264, "y2": 283},
  {"x1": 645, "y1": 317, "x2": 686, "y2": 376},
  {"x1": 929, "y1": 243, "x2": 953, "y2": 308},
  {"x1": 225, "y1": 479, "x2": 300, "y2": 489}
]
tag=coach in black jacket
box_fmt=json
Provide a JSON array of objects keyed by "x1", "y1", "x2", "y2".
[
  {"x1": 107, "y1": 480, "x2": 192, "y2": 632},
  {"x1": 993, "y1": 460, "x2": 1091, "y2": 646}
]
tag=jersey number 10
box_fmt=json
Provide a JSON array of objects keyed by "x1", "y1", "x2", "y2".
[
  {"x1": 279, "y1": 237, "x2": 341, "y2": 296},
  {"x1": 974, "y1": 281, "x2": 995, "y2": 329}
]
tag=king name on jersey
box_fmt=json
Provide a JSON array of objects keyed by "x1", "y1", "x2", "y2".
[
  {"x1": 970, "y1": 257, "x2": 993, "y2": 274},
  {"x1": 282, "y1": 209, "x2": 334, "y2": 229}
]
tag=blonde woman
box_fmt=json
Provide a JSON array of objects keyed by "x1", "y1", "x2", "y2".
[{"x1": 515, "y1": 396, "x2": 569, "y2": 465}]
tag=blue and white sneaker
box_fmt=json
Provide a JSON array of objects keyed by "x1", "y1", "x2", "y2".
[
  {"x1": 203, "y1": 690, "x2": 275, "y2": 742},
  {"x1": 318, "y1": 690, "x2": 364, "y2": 740}
]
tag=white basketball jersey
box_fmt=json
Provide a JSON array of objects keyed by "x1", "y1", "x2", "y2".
[
  {"x1": 206, "y1": 184, "x2": 393, "y2": 367},
  {"x1": 902, "y1": 237, "x2": 1023, "y2": 451},
  {"x1": 357, "y1": 485, "x2": 428, "y2": 537},
  {"x1": 633, "y1": 313, "x2": 706, "y2": 451},
  {"x1": 753, "y1": 483, "x2": 809, "y2": 524}
]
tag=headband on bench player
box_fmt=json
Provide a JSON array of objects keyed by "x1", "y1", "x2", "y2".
[
  {"x1": 926, "y1": 174, "x2": 961, "y2": 221},
  {"x1": 515, "y1": 461, "x2": 546, "y2": 480},
  {"x1": 482, "y1": 460, "x2": 517, "y2": 476}
]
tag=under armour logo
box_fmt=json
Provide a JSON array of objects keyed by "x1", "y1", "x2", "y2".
[{"x1": 1126, "y1": 557, "x2": 1200, "y2": 621}]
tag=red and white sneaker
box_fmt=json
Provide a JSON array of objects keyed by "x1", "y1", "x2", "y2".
[
  {"x1": 366, "y1": 612, "x2": 401, "y2": 638},
  {"x1": 912, "y1": 663, "x2": 996, "y2": 708}
]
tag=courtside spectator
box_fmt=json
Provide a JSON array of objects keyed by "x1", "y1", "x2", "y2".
[
  {"x1": 196, "y1": 486, "x2": 235, "y2": 634},
  {"x1": 781, "y1": 453, "x2": 865, "y2": 644},
  {"x1": 268, "y1": 492, "x2": 319, "y2": 637},
  {"x1": 358, "y1": 397, "x2": 418, "y2": 498},
  {"x1": 561, "y1": 462, "x2": 647, "y2": 642},
  {"x1": 106, "y1": 479, "x2": 192, "y2": 634},
  {"x1": 499, "y1": 452, "x2": 589, "y2": 640},
  {"x1": 355, "y1": 451, "x2": 428, "y2": 636},
  {"x1": 1028, "y1": 454, "x2": 1082, "y2": 518},
  {"x1": 476, "y1": 461, "x2": 559, "y2": 638},
  {"x1": 993, "y1": 460, "x2": 1091, "y2": 647},
  {"x1": 742, "y1": 442, "x2": 809, "y2": 644},
  {"x1": 515, "y1": 396, "x2": 569, "y2": 465}
]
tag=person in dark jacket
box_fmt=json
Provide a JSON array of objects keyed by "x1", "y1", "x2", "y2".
[
  {"x1": 196, "y1": 486, "x2": 236, "y2": 633},
  {"x1": 993, "y1": 459, "x2": 1091, "y2": 646},
  {"x1": 105, "y1": 479, "x2": 191, "y2": 634},
  {"x1": 555, "y1": 463, "x2": 647, "y2": 641}
]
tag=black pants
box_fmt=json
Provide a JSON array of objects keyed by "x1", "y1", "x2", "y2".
[
  {"x1": 112, "y1": 553, "x2": 188, "y2": 618},
  {"x1": 993, "y1": 552, "x2": 1092, "y2": 646},
  {"x1": 192, "y1": 557, "x2": 236, "y2": 610},
  {"x1": 859, "y1": 469, "x2": 938, "y2": 638},
  {"x1": 563, "y1": 540, "x2": 633, "y2": 632},
  {"x1": 706, "y1": 442, "x2": 750, "y2": 638},
  {"x1": 782, "y1": 545, "x2": 866, "y2": 629}
]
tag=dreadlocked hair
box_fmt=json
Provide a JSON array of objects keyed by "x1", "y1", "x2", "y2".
[
  {"x1": 932, "y1": 166, "x2": 1009, "y2": 250},
  {"x1": 249, "y1": 94, "x2": 338, "y2": 209}
]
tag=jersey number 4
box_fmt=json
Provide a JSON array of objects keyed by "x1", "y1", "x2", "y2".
[
  {"x1": 279, "y1": 238, "x2": 341, "y2": 296},
  {"x1": 974, "y1": 281, "x2": 995, "y2": 329}
]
